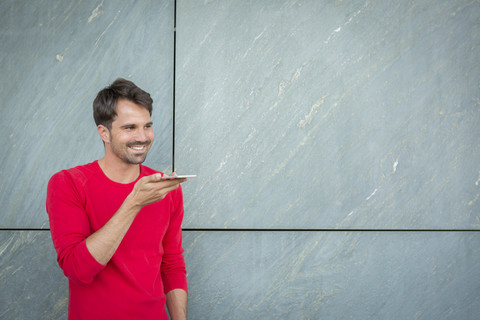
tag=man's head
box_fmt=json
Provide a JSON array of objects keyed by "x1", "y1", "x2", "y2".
[
  {"x1": 93, "y1": 78, "x2": 153, "y2": 130},
  {"x1": 94, "y1": 78, "x2": 155, "y2": 165}
]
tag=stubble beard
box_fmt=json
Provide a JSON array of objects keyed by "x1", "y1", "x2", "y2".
[{"x1": 111, "y1": 139, "x2": 152, "y2": 165}]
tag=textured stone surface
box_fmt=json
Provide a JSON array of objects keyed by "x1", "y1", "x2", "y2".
[
  {"x1": 0, "y1": 231, "x2": 67, "y2": 320},
  {"x1": 2, "y1": 230, "x2": 478, "y2": 319},
  {"x1": 0, "y1": 0, "x2": 174, "y2": 228},
  {"x1": 175, "y1": 0, "x2": 480, "y2": 229},
  {"x1": 1, "y1": 0, "x2": 480, "y2": 319},
  {"x1": 184, "y1": 230, "x2": 480, "y2": 320}
]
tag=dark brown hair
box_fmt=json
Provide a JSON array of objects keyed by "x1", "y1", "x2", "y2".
[{"x1": 93, "y1": 78, "x2": 153, "y2": 129}]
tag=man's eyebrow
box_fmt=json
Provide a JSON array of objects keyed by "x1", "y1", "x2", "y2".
[
  {"x1": 120, "y1": 123, "x2": 136, "y2": 128},
  {"x1": 120, "y1": 121, "x2": 153, "y2": 128}
]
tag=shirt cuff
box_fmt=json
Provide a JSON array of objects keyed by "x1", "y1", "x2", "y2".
[
  {"x1": 71, "y1": 240, "x2": 106, "y2": 285},
  {"x1": 163, "y1": 273, "x2": 188, "y2": 294}
]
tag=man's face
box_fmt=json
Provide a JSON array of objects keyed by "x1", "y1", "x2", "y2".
[{"x1": 106, "y1": 99, "x2": 154, "y2": 165}]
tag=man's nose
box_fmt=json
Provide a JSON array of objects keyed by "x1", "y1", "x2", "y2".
[{"x1": 135, "y1": 128, "x2": 148, "y2": 141}]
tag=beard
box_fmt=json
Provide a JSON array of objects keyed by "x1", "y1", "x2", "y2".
[{"x1": 110, "y1": 138, "x2": 152, "y2": 165}]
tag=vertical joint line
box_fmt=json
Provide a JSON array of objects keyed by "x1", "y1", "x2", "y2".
[{"x1": 172, "y1": 0, "x2": 177, "y2": 172}]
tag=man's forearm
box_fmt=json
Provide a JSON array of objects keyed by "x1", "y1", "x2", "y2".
[
  {"x1": 166, "y1": 289, "x2": 188, "y2": 320},
  {"x1": 86, "y1": 174, "x2": 183, "y2": 266},
  {"x1": 85, "y1": 195, "x2": 141, "y2": 265}
]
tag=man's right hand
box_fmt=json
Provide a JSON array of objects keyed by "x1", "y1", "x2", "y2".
[{"x1": 128, "y1": 173, "x2": 186, "y2": 208}]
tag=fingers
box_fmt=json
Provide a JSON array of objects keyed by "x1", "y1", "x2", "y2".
[
  {"x1": 142, "y1": 173, "x2": 185, "y2": 185},
  {"x1": 159, "y1": 177, "x2": 186, "y2": 188},
  {"x1": 138, "y1": 173, "x2": 162, "y2": 184},
  {"x1": 158, "y1": 183, "x2": 180, "y2": 197},
  {"x1": 132, "y1": 173, "x2": 185, "y2": 206},
  {"x1": 149, "y1": 173, "x2": 163, "y2": 181}
]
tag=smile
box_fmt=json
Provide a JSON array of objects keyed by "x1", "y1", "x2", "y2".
[{"x1": 127, "y1": 141, "x2": 150, "y2": 152}]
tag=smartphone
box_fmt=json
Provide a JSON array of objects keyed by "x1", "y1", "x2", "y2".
[{"x1": 162, "y1": 175, "x2": 197, "y2": 179}]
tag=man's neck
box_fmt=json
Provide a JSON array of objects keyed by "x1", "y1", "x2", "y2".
[{"x1": 98, "y1": 157, "x2": 140, "y2": 184}]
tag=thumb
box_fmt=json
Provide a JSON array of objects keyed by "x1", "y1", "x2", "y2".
[{"x1": 145, "y1": 173, "x2": 162, "y2": 182}]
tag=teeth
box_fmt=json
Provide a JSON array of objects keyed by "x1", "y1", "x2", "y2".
[{"x1": 131, "y1": 146, "x2": 145, "y2": 150}]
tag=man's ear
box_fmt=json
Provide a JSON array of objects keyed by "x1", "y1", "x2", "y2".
[{"x1": 97, "y1": 125, "x2": 110, "y2": 144}]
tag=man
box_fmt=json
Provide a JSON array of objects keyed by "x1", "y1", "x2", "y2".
[{"x1": 46, "y1": 78, "x2": 188, "y2": 319}]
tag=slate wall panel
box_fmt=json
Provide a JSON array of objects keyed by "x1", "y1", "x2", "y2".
[
  {"x1": 0, "y1": 231, "x2": 67, "y2": 320},
  {"x1": 0, "y1": 0, "x2": 174, "y2": 228},
  {"x1": 183, "y1": 231, "x2": 480, "y2": 320},
  {"x1": 175, "y1": 0, "x2": 480, "y2": 229}
]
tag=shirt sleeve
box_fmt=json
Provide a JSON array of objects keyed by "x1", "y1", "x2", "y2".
[
  {"x1": 46, "y1": 171, "x2": 105, "y2": 285},
  {"x1": 161, "y1": 185, "x2": 188, "y2": 294}
]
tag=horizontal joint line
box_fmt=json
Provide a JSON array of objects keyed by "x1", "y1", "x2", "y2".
[
  {"x1": 182, "y1": 228, "x2": 480, "y2": 232},
  {"x1": 1, "y1": 228, "x2": 478, "y2": 233}
]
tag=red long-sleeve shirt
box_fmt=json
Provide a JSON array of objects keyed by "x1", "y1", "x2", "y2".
[{"x1": 46, "y1": 161, "x2": 187, "y2": 320}]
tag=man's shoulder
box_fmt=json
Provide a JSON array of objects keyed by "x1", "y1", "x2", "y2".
[{"x1": 49, "y1": 161, "x2": 99, "y2": 187}]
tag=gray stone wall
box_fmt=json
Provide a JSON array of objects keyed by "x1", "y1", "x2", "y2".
[{"x1": 1, "y1": 0, "x2": 479, "y2": 319}]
